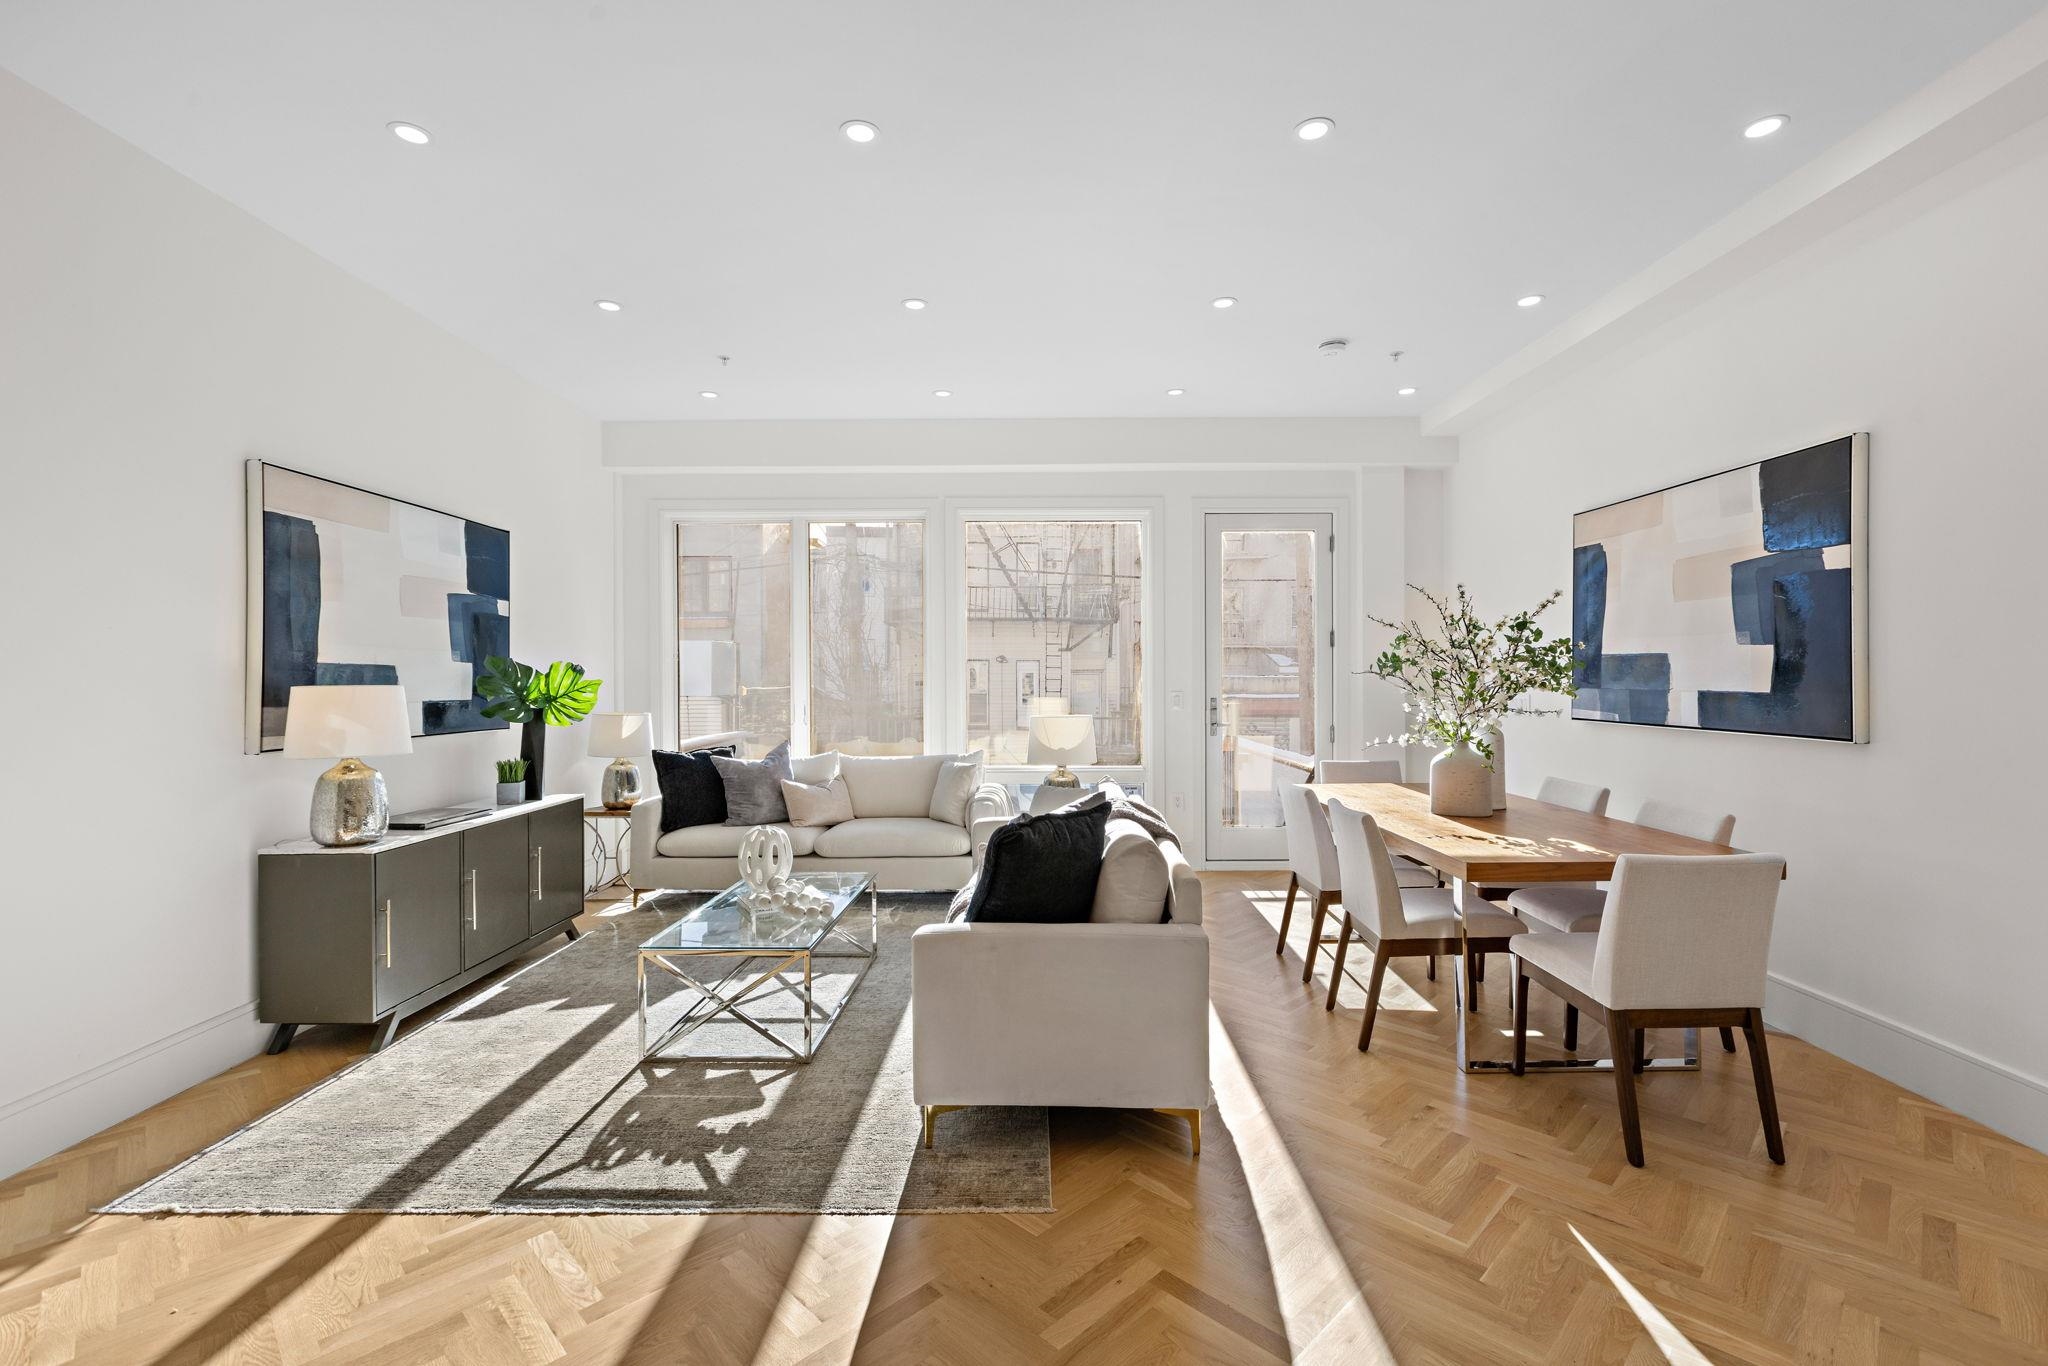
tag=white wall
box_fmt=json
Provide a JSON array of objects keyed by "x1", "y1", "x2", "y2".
[
  {"x1": 0, "y1": 71, "x2": 611, "y2": 1176},
  {"x1": 1440, "y1": 120, "x2": 2048, "y2": 1147},
  {"x1": 612, "y1": 448, "x2": 1432, "y2": 863}
]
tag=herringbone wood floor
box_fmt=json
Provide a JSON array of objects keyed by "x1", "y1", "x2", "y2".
[{"x1": 4, "y1": 873, "x2": 2047, "y2": 1364}]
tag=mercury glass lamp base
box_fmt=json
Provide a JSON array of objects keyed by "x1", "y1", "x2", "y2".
[
  {"x1": 311, "y1": 757, "x2": 389, "y2": 846},
  {"x1": 1042, "y1": 765, "x2": 1081, "y2": 788},
  {"x1": 602, "y1": 757, "x2": 645, "y2": 810}
]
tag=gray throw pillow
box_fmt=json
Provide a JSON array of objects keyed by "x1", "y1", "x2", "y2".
[{"x1": 713, "y1": 741, "x2": 792, "y2": 825}]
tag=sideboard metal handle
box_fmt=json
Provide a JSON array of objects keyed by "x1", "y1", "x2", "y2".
[
  {"x1": 382, "y1": 899, "x2": 394, "y2": 967},
  {"x1": 466, "y1": 870, "x2": 477, "y2": 930},
  {"x1": 532, "y1": 846, "x2": 541, "y2": 898}
]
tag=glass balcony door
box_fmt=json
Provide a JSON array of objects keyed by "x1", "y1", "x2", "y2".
[{"x1": 1204, "y1": 513, "x2": 1332, "y2": 861}]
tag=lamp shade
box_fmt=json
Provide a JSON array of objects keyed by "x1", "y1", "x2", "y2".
[
  {"x1": 282, "y1": 685, "x2": 413, "y2": 759},
  {"x1": 1027, "y1": 713, "x2": 1097, "y2": 767},
  {"x1": 587, "y1": 711, "x2": 655, "y2": 757}
]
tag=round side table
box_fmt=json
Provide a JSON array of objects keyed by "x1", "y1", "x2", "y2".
[{"x1": 585, "y1": 806, "x2": 635, "y2": 895}]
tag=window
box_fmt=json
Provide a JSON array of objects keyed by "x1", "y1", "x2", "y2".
[
  {"x1": 807, "y1": 521, "x2": 925, "y2": 754},
  {"x1": 676, "y1": 523, "x2": 791, "y2": 757},
  {"x1": 965, "y1": 520, "x2": 1142, "y2": 766}
]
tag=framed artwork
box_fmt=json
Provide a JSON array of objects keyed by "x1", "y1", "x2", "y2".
[
  {"x1": 966, "y1": 659, "x2": 988, "y2": 695},
  {"x1": 1571, "y1": 434, "x2": 1868, "y2": 742},
  {"x1": 245, "y1": 461, "x2": 511, "y2": 752}
]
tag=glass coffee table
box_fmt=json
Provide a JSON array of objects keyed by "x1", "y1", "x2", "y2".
[{"x1": 637, "y1": 872, "x2": 878, "y2": 1063}]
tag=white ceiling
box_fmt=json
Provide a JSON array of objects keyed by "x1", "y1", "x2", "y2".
[{"x1": 4, "y1": 1, "x2": 2042, "y2": 422}]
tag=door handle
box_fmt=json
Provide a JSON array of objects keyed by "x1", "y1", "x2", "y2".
[
  {"x1": 466, "y1": 869, "x2": 477, "y2": 930},
  {"x1": 382, "y1": 898, "x2": 394, "y2": 967},
  {"x1": 1209, "y1": 696, "x2": 1220, "y2": 736}
]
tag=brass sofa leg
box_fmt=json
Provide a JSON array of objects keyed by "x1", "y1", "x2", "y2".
[
  {"x1": 1155, "y1": 1107, "x2": 1202, "y2": 1156},
  {"x1": 922, "y1": 1105, "x2": 964, "y2": 1149}
]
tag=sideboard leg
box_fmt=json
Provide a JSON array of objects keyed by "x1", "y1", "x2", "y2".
[
  {"x1": 563, "y1": 923, "x2": 582, "y2": 942},
  {"x1": 370, "y1": 1013, "x2": 402, "y2": 1052},
  {"x1": 264, "y1": 1023, "x2": 297, "y2": 1055}
]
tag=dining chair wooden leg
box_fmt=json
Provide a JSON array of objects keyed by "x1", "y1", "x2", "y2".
[
  {"x1": 1301, "y1": 892, "x2": 1332, "y2": 984},
  {"x1": 1562, "y1": 1002, "x2": 1578, "y2": 1052},
  {"x1": 1632, "y1": 1027, "x2": 1647, "y2": 1074},
  {"x1": 1743, "y1": 1007, "x2": 1786, "y2": 1164},
  {"x1": 1472, "y1": 951, "x2": 1485, "y2": 982},
  {"x1": 1357, "y1": 945, "x2": 1393, "y2": 1051},
  {"x1": 1605, "y1": 1007, "x2": 1646, "y2": 1167},
  {"x1": 1275, "y1": 873, "x2": 1299, "y2": 956},
  {"x1": 1426, "y1": 954, "x2": 1436, "y2": 981},
  {"x1": 1512, "y1": 968, "x2": 1530, "y2": 1075},
  {"x1": 1719, "y1": 1026, "x2": 1737, "y2": 1054},
  {"x1": 1324, "y1": 914, "x2": 1354, "y2": 1012}
]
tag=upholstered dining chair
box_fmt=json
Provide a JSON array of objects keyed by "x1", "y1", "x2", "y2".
[
  {"x1": 1314, "y1": 758, "x2": 1437, "y2": 881},
  {"x1": 1511, "y1": 852, "x2": 1787, "y2": 1167},
  {"x1": 1277, "y1": 781, "x2": 1435, "y2": 984},
  {"x1": 1325, "y1": 799, "x2": 1527, "y2": 1045}
]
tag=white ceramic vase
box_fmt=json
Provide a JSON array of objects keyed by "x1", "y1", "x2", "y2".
[{"x1": 1429, "y1": 741, "x2": 1494, "y2": 817}]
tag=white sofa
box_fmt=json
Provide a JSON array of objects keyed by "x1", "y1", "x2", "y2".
[
  {"x1": 912, "y1": 814, "x2": 1211, "y2": 1154},
  {"x1": 628, "y1": 734, "x2": 1014, "y2": 894}
]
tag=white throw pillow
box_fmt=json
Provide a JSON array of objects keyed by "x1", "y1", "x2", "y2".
[
  {"x1": 838, "y1": 753, "x2": 947, "y2": 818},
  {"x1": 780, "y1": 775, "x2": 855, "y2": 828},
  {"x1": 1091, "y1": 817, "x2": 1171, "y2": 924},
  {"x1": 790, "y1": 750, "x2": 839, "y2": 785},
  {"x1": 927, "y1": 751, "x2": 985, "y2": 827}
]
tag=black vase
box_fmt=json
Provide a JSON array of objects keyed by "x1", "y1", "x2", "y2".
[{"x1": 520, "y1": 718, "x2": 546, "y2": 801}]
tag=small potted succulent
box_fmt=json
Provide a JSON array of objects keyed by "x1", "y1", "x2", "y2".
[{"x1": 494, "y1": 758, "x2": 528, "y2": 807}]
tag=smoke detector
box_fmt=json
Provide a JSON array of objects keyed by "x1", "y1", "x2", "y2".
[{"x1": 1318, "y1": 338, "x2": 1349, "y2": 357}]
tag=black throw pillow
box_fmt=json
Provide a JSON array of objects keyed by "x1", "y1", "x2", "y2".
[
  {"x1": 964, "y1": 802, "x2": 1109, "y2": 923},
  {"x1": 652, "y1": 745, "x2": 735, "y2": 833}
]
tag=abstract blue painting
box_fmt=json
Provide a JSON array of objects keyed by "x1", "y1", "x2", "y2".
[
  {"x1": 1571, "y1": 435, "x2": 1868, "y2": 743},
  {"x1": 245, "y1": 462, "x2": 510, "y2": 752}
]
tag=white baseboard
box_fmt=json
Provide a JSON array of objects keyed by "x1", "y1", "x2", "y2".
[
  {"x1": 1766, "y1": 973, "x2": 2048, "y2": 1153},
  {"x1": 0, "y1": 1001, "x2": 269, "y2": 1179}
]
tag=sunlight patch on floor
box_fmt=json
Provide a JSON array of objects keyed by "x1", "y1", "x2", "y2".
[
  {"x1": 1212, "y1": 1007, "x2": 1398, "y2": 1363},
  {"x1": 1568, "y1": 1224, "x2": 1712, "y2": 1365}
]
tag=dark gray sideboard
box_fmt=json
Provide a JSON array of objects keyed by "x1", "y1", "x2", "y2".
[{"x1": 257, "y1": 795, "x2": 585, "y2": 1053}]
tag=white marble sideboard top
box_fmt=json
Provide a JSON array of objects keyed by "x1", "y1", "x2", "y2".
[{"x1": 260, "y1": 793, "x2": 584, "y2": 856}]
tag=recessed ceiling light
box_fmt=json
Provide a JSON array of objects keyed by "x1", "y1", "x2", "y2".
[
  {"x1": 1744, "y1": 114, "x2": 1789, "y2": 140},
  {"x1": 1166, "y1": 388, "x2": 1185, "y2": 396},
  {"x1": 387, "y1": 121, "x2": 431, "y2": 145},
  {"x1": 1516, "y1": 294, "x2": 1545, "y2": 308},
  {"x1": 1211, "y1": 296, "x2": 1237, "y2": 309},
  {"x1": 933, "y1": 389, "x2": 952, "y2": 398},
  {"x1": 902, "y1": 298, "x2": 927, "y2": 310},
  {"x1": 1397, "y1": 386, "x2": 1417, "y2": 397},
  {"x1": 594, "y1": 299, "x2": 622, "y2": 312},
  {"x1": 841, "y1": 120, "x2": 878, "y2": 143},
  {"x1": 1295, "y1": 116, "x2": 1334, "y2": 141},
  {"x1": 699, "y1": 391, "x2": 718, "y2": 399}
]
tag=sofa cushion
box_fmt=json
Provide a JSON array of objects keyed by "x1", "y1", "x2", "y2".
[
  {"x1": 780, "y1": 775, "x2": 855, "y2": 828},
  {"x1": 964, "y1": 802, "x2": 1109, "y2": 923},
  {"x1": 1091, "y1": 817, "x2": 1171, "y2": 923},
  {"x1": 812, "y1": 817, "x2": 971, "y2": 859},
  {"x1": 651, "y1": 745, "x2": 734, "y2": 833},
  {"x1": 655, "y1": 821, "x2": 820, "y2": 858},
  {"x1": 790, "y1": 750, "x2": 839, "y2": 784},
  {"x1": 928, "y1": 751, "x2": 985, "y2": 827},
  {"x1": 713, "y1": 741, "x2": 792, "y2": 825},
  {"x1": 838, "y1": 753, "x2": 947, "y2": 818}
]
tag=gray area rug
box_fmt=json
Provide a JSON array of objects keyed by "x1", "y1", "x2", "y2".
[{"x1": 107, "y1": 896, "x2": 1050, "y2": 1215}]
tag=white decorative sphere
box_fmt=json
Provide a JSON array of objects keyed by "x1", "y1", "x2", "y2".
[{"x1": 738, "y1": 825, "x2": 794, "y2": 891}]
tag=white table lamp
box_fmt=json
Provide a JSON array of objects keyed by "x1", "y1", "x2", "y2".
[
  {"x1": 1028, "y1": 713, "x2": 1097, "y2": 788},
  {"x1": 588, "y1": 711, "x2": 655, "y2": 809},
  {"x1": 283, "y1": 685, "x2": 413, "y2": 846}
]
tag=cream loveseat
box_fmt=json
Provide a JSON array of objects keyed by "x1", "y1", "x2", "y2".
[
  {"x1": 912, "y1": 798, "x2": 1211, "y2": 1155},
  {"x1": 628, "y1": 734, "x2": 1014, "y2": 894}
]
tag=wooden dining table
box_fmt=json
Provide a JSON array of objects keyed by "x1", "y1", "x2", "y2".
[{"x1": 1303, "y1": 781, "x2": 1778, "y2": 1076}]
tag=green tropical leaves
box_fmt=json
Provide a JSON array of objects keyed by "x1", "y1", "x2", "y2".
[{"x1": 476, "y1": 656, "x2": 604, "y2": 727}]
